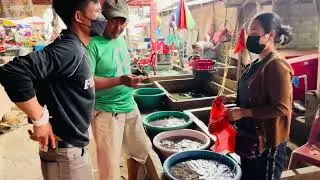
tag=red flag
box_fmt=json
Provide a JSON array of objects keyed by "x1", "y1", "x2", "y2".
[
  {"x1": 234, "y1": 28, "x2": 246, "y2": 54},
  {"x1": 178, "y1": 0, "x2": 187, "y2": 29}
]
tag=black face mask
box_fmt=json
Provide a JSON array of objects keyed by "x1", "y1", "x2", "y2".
[
  {"x1": 246, "y1": 36, "x2": 266, "y2": 54},
  {"x1": 90, "y1": 14, "x2": 107, "y2": 37}
]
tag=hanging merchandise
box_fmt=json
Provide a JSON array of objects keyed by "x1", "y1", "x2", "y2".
[
  {"x1": 234, "y1": 28, "x2": 246, "y2": 54},
  {"x1": 218, "y1": 1, "x2": 240, "y2": 96},
  {"x1": 169, "y1": 13, "x2": 176, "y2": 29},
  {"x1": 174, "y1": 0, "x2": 197, "y2": 68},
  {"x1": 175, "y1": 0, "x2": 196, "y2": 30},
  {"x1": 156, "y1": 16, "x2": 161, "y2": 37},
  {"x1": 165, "y1": 34, "x2": 180, "y2": 49},
  {"x1": 212, "y1": 5, "x2": 232, "y2": 45},
  {"x1": 156, "y1": 16, "x2": 161, "y2": 28},
  {"x1": 212, "y1": 28, "x2": 231, "y2": 45},
  {"x1": 156, "y1": 28, "x2": 161, "y2": 37}
]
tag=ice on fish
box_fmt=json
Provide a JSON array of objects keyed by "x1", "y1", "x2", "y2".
[
  {"x1": 160, "y1": 136, "x2": 204, "y2": 151},
  {"x1": 149, "y1": 117, "x2": 186, "y2": 127}
]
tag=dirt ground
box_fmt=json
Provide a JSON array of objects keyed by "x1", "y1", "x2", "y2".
[
  {"x1": 0, "y1": 86, "x2": 42, "y2": 180},
  {"x1": 0, "y1": 124, "x2": 43, "y2": 180}
]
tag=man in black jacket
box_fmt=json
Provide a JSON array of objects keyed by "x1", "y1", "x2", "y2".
[{"x1": 0, "y1": 0, "x2": 105, "y2": 179}]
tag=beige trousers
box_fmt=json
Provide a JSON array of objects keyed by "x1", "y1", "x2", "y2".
[
  {"x1": 91, "y1": 108, "x2": 152, "y2": 180},
  {"x1": 40, "y1": 147, "x2": 92, "y2": 180}
]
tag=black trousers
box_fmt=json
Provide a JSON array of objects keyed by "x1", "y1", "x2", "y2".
[{"x1": 240, "y1": 143, "x2": 287, "y2": 180}]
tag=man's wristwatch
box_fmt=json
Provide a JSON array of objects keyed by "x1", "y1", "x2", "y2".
[{"x1": 31, "y1": 105, "x2": 50, "y2": 127}]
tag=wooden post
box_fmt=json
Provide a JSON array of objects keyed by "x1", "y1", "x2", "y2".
[
  {"x1": 235, "y1": 5, "x2": 245, "y2": 82},
  {"x1": 272, "y1": 0, "x2": 277, "y2": 11},
  {"x1": 318, "y1": 35, "x2": 320, "y2": 91},
  {"x1": 236, "y1": 7, "x2": 242, "y2": 82},
  {"x1": 212, "y1": 2, "x2": 216, "y2": 33},
  {"x1": 150, "y1": 0, "x2": 158, "y2": 52},
  {"x1": 318, "y1": 13, "x2": 320, "y2": 91},
  {"x1": 173, "y1": 27, "x2": 185, "y2": 68},
  {"x1": 256, "y1": 0, "x2": 263, "y2": 11}
]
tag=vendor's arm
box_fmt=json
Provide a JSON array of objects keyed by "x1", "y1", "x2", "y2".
[
  {"x1": 228, "y1": 60, "x2": 293, "y2": 121},
  {"x1": 94, "y1": 77, "x2": 122, "y2": 90},
  {"x1": 94, "y1": 75, "x2": 145, "y2": 90},
  {"x1": 222, "y1": 94, "x2": 237, "y2": 104},
  {"x1": 89, "y1": 55, "x2": 146, "y2": 90}
]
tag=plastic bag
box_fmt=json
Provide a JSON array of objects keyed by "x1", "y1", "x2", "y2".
[{"x1": 208, "y1": 97, "x2": 236, "y2": 153}]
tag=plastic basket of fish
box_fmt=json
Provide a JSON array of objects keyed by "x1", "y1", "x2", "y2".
[
  {"x1": 153, "y1": 129, "x2": 210, "y2": 159},
  {"x1": 163, "y1": 150, "x2": 242, "y2": 180},
  {"x1": 143, "y1": 111, "x2": 193, "y2": 138}
]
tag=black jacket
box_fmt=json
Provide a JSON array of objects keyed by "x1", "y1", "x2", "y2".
[{"x1": 0, "y1": 30, "x2": 95, "y2": 147}]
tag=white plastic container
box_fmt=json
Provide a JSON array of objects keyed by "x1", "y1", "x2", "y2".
[{"x1": 153, "y1": 129, "x2": 211, "y2": 158}]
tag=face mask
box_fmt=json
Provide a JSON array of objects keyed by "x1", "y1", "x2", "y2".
[
  {"x1": 90, "y1": 14, "x2": 107, "y2": 37},
  {"x1": 246, "y1": 36, "x2": 266, "y2": 54}
]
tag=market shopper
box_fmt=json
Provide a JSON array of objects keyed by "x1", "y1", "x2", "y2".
[
  {"x1": 0, "y1": 0, "x2": 105, "y2": 179},
  {"x1": 220, "y1": 12, "x2": 294, "y2": 180},
  {"x1": 87, "y1": 0, "x2": 152, "y2": 180}
]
